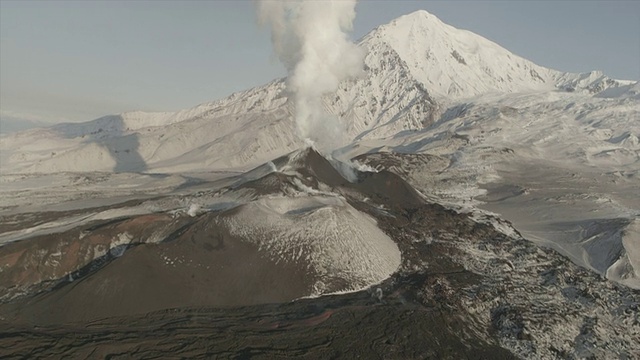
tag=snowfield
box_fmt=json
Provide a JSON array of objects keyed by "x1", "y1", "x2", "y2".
[{"x1": 221, "y1": 195, "x2": 401, "y2": 296}]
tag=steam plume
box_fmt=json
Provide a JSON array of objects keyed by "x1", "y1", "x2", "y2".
[{"x1": 257, "y1": 0, "x2": 364, "y2": 150}]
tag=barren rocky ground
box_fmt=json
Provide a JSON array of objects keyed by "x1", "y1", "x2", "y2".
[{"x1": 1, "y1": 151, "x2": 638, "y2": 359}]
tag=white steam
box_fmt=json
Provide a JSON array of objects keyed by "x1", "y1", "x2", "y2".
[{"x1": 257, "y1": 0, "x2": 364, "y2": 150}]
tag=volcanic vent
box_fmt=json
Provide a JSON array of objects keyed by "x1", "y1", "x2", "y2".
[{"x1": 0, "y1": 148, "x2": 408, "y2": 323}]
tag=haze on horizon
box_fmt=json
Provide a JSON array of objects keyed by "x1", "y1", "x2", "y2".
[{"x1": 1, "y1": 0, "x2": 638, "y2": 126}]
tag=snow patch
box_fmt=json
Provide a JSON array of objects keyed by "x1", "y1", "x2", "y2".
[{"x1": 221, "y1": 196, "x2": 401, "y2": 296}]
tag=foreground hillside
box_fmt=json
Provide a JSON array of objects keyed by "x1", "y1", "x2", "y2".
[{"x1": 1, "y1": 148, "x2": 638, "y2": 358}]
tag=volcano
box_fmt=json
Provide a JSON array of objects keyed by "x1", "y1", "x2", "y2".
[
  {"x1": 0, "y1": 149, "x2": 403, "y2": 321},
  {"x1": 1, "y1": 9, "x2": 639, "y2": 359}
]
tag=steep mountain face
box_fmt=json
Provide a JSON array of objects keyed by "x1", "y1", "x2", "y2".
[
  {"x1": 360, "y1": 10, "x2": 632, "y2": 99},
  {"x1": 364, "y1": 10, "x2": 553, "y2": 98}
]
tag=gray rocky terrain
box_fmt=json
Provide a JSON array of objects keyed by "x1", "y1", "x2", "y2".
[{"x1": 1, "y1": 149, "x2": 638, "y2": 358}]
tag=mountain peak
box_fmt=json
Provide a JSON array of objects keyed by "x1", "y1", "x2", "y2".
[
  {"x1": 361, "y1": 10, "x2": 630, "y2": 100},
  {"x1": 361, "y1": 10, "x2": 558, "y2": 99},
  {"x1": 392, "y1": 9, "x2": 444, "y2": 26},
  {"x1": 377, "y1": 9, "x2": 450, "y2": 42}
]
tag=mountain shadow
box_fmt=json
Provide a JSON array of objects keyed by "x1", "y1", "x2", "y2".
[{"x1": 53, "y1": 114, "x2": 148, "y2": 173}]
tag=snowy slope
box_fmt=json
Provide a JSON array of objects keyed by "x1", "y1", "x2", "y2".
[
  {"x1": 1, "y1": 10, "x2": 634, "y2": 175},
  {"x1": 346, "y1": 88, "x2": 640, "y2": 288},
  {"x1": 364, "y1": 10, "x2": 632, "y2": 100},
  {"x1": 0, "y1": 44, "x2": 439, "y2": 173}
]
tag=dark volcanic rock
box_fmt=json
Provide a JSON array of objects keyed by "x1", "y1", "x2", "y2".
[
  {"x1": 1, "y1": 291, "x2": 514, "y2": 359},
  {"x1": 3, "y1": 214, "x2": 314, "y2": 324}
]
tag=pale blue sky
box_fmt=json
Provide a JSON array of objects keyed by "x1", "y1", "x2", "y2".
[{"x1": 1, "y1": 1, "x2": 638, "y2": 123}]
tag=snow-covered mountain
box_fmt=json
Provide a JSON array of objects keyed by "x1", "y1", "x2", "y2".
[
  {"x1": 1, "y1": 10, "x2": 634, "y2": 175},
  {"x1": 371, "y1": 11, "x2": 632, "y2": 98}
]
